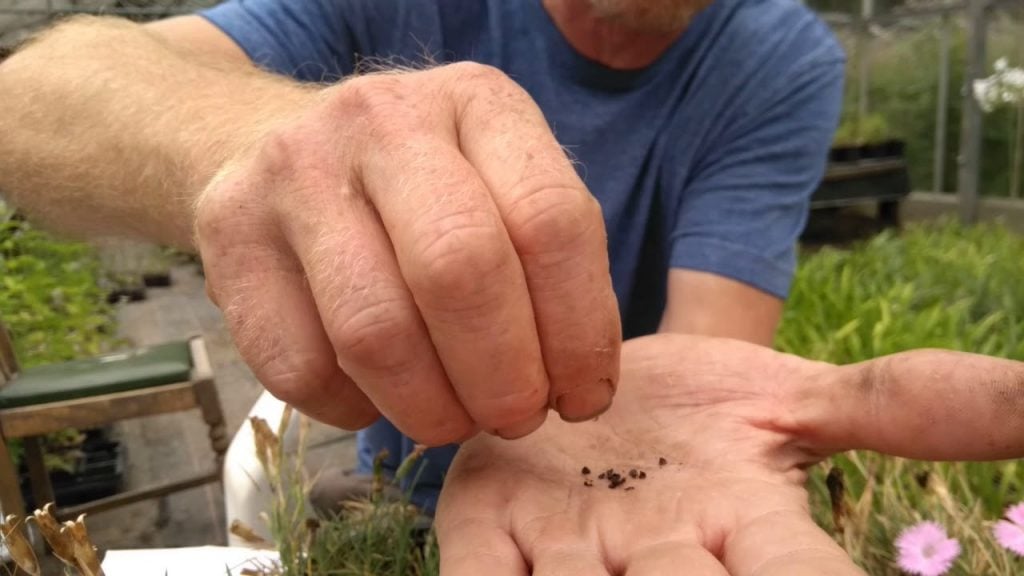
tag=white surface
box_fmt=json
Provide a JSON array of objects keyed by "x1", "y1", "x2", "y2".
[{"x1": 102, "y1": 546, "x2": 280, "y2": 575}]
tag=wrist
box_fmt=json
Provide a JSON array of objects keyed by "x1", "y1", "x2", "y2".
[{"x1": 189, "y1": 83, "x2": 328, "y2": 245}]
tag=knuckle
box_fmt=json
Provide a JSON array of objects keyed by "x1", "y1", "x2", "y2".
[
  {"x1": 193, "y1": 196, "x2": 224, "y2": 245},
  {"x1": 479, "y1": 384, "x2": 548, "y2": 428},
  {"x1": 409, "y1": 218, "x2": 510, "y2": 306},
  {"x1": 254, "y1": 126, "x2": 325, "y2": 183},
  {"x1": 193, "y1": 180, "x2": 271, "y2": 260},
  {"x1": 328, "y1": 76, "x2": 436, "y2": 160},
  {"x1": 331, "y1": 75, "x2": 413, "y2": 131},
  {"x1": 443, "y1": 62, "x2": 540, "y2": 128},
  {"x1": 411, "y1": 418, "x2": 475, "y2": 447},
  {"x1": 507, "y1": 185, "x2": 603, "y2": 257},
  {"x1": 330, "y1": 297, "x2": 418, "y2": 373},
  {"x1": 194, "y1": 175, "x2": 243, "y2": 242},
  {"x1": 446, "y1": 61, "x2": 508, "y2": 85},
  {"x1": 258, "y1": 355, "x2": 336, "y2": 409}
]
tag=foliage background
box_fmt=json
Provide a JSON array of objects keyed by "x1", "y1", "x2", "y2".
[
  {"x1": 0, "y1": 203, "x2": 117, "y2": 366},
  {"x1": 807, "y1": 2, "x2": 1024, "y2": 198}
]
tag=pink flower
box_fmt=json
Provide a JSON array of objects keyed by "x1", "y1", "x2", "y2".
[
  {"x1": 993, "y1": 502, "x2": 1024, "y2": 557},
  {"x1": 895, "y1": 521, "x2": 961, "y2": 576}
]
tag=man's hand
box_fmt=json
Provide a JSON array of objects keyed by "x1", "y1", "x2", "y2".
[
  {"x1": 1, "y1": 17, "x2": 620, "y2": 445},
  {"x1": 436, "y1": 334, "x2": 1024, "y2": 575},
  {"x1": 196, "y1": 63, "x2": 621, "y2": 445}
]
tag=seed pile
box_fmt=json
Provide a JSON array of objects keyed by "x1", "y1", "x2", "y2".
[{"x1": 580, "y1": 458, "x2": 666, "y2": 491}]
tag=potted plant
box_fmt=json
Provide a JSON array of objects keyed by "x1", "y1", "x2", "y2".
[
  {"x1": 17, "y1": 428, "x2": 125, "y2": 511},
  {"x1": 857, "y1": 113, "x2": 892, "y2": 159},
  {"x1": 830, "y1": 119, "x2": 861, "y2": 163}
]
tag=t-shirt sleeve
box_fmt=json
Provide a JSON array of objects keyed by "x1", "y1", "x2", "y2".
[
  {"x1": 669, "y1": 58, "x2": 845, "y2": 300},
  {"x1": 199, "y1": 0, "x2": 356, "y2": 81},
  {"x1": 204, "y1": 0, "x2": 445, "y2": 83}
]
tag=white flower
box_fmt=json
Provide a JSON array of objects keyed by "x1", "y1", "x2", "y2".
[{"x1": 974, "y1": 58, "x2": 1024, "y2": 113}]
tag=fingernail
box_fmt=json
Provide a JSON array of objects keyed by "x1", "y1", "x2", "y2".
[
  {"x1": 555, "y1": 377, "x2": 615, "y2": 423},
  {"x1": 494, "y1": 409, "x2": 548, "y2": 440}
]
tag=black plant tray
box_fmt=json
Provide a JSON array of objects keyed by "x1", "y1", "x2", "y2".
[
  {"x1": 105, "y1": 286, "x2": 147, "y2": 304},
  {"x1": 19, "y1": 430, "x2": 125, "y2": 510},
  {"x1": 812, "y1": 157, "x2": 911, "y2": 210},
  {"x1": 142, "y1": 272, "x2": 172, "y2": 288}
]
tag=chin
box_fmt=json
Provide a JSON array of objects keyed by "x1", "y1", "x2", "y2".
[{"x1": 587, "y1": 0, "x2": 713, "y2": 32}]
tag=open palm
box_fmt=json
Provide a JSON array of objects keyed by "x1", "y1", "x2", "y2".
[{"x1": 436, "y1": 334, "x2": 1024, "y2": 575}]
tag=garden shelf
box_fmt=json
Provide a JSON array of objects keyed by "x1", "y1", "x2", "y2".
[{"x1": 813, "y1": 150, "x2": 911, "y2": 228}]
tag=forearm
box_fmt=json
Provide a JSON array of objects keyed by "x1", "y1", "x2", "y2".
[
  {"x1": 0, "y1": 16, "x2": 319, "y2": 249},
  {"x1": 659, "y1": 269, "x2": 782, "y2": 346}
]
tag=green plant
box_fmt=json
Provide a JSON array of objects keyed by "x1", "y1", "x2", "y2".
[
  {"x1": 859, "y1": 112, "x2": 892, "y2": 143},
  {"x1": 248, "y1": 409, "x2": 439, "y2": 576},
  {"x1": 1, "y1": 205, "x2": 119, "y2": 364},
  {"x1": 834, "y1": 118, "x2": 860, "y2": 147}
]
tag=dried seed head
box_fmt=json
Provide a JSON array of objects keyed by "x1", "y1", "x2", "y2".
[
  {"x1": 230, "y1": 519, "x2": 269, "y2": 547},
  {"x1": 658, "y1": 457, "x2": 668, "y2": 467},
  {"x1": 582, "y1": 466, "x2": 591, "y2": 475},
  {"x1": 66, "y1": 514, "x2": 104, "y2": 576},
  {"x1": 2, "y1": 514, "x2": 39, "y2": 576},
  {"x1": 34, "y1": 504, "x2": 74, "y2": 564}
]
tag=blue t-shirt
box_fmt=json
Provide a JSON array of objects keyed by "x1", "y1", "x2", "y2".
[{"x1": 201, "y1": 0, "x2": 844, "y2": 512}]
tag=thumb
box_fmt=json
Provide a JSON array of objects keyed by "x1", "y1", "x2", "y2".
[{"x1": 791, "y1": 349, "x2": 1024, "y2": 461}]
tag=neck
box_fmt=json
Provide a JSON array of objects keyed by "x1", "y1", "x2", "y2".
[{"x1": 542, "y1": 0, "x2": 694, "y2": 70}]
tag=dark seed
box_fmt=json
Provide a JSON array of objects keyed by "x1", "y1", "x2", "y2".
[
  {"x1": 606, "y1": 469, "x2": 614, "y2": 477},
  {"x1": 629, "y1": 469, "x2": 638, "y2": 479},
  {"x1": 609, "y1": 476, "x2": 627, "y2": 489},
  {"x1": 598, "y1": 473, "x2": 606, "y2": 480},
  {"x1": 582, "y1": 466, "x2": 591, "y2": 475},
  {"x1": 638, "y1": 471, "x2": 647, "y2": 479},
  {"x1": 625, "y1": 486, "x2": 635, "y2": 492},
  {"x1": 658, "y1": 457, "x2": 668, "y2": 467},
  {"x1": 584, "y1": 479, "x2": 593, "y2": 487}
]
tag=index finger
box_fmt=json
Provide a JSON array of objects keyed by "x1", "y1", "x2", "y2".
[
  {"x1": 792, "y1": 349, "x2": 1024, "y2": 461},
  {"x1": 442, "y1": 63, "x2": 622, "y2": 422}
]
